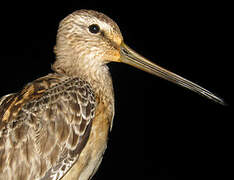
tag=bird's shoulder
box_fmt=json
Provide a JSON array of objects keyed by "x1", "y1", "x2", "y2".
[
  {"x1": 0, "y1": 73, "x2": 96, "y2": 179},
  {"x1": 0, "y1": 73, "x2": 95, "y2": 127}
]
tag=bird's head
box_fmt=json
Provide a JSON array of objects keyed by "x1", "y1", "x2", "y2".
[
  {"x1": 54, "y1": 10, "x2": 122, "y2": 69},
  {"x1": 53, "y1": 9, "x2": 224, "y2": 105}
]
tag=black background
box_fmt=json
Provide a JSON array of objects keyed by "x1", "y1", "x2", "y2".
[{"x1": 0, "y1": 1, "x2": 232, "y2": 180}]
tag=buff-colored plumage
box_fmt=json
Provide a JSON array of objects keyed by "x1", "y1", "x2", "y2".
[
  {"x1": 0, "y1": 8, "x2": 224, "y2": 180},
  {"x1": 0, "y1": 10, "x2": 119, "y2": 180}
]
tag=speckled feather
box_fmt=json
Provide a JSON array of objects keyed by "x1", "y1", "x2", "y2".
[
  {"x1": 0, "y1": 9, "x2": 119, "y2": 180},
  {"x1": 0, "y1": 7, "x2": 224, "y2": 180},
  {"x1": 0, "y1": 73, "x2": 96, "y2": 179}
]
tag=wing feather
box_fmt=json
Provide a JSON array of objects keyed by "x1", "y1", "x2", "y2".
[{"x1": 0, "y1": 74, "x2": 96, "y2": 180}]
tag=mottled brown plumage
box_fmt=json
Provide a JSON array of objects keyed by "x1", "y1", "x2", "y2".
[
  {"x1": 0, "y1": 74, "x2": 98, "y2": 179},
  {"x1": 0, "y1": 9, "x2": 224, "y2": 180},
  {"x1": 0, "y1": 10, "x2": 117, "y2": 180}
]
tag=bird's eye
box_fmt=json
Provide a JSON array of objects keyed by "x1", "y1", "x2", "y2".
[{"x1": 89, "y1": 24, "x2": 100, "y2": 34}]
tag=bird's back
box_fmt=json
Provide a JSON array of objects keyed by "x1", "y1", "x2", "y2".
[{"x1": 0, "y1": 73, "x2": 98, "y2": 180}]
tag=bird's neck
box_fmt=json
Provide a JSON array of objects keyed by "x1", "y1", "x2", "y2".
[{"x1": 52, "y1": 56, "x2": 114, "y2": 104}]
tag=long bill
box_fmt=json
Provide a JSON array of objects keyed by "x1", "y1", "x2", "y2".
[{"x1": 119, "y1": 42, "x2": 225, "y2": 105}]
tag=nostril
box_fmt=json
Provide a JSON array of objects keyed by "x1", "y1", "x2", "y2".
[{"x1": 121, "y1": 47, "x2": 129, "y2": 55}]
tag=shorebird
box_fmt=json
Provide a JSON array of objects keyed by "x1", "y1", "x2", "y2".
[{"x1": 0, "y1": 9, "x2": 224, "y2": 180}]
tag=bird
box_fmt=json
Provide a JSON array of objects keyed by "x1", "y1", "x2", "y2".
[{"x1": 0, "y1": 9, "x2": 224, "y2": 180}]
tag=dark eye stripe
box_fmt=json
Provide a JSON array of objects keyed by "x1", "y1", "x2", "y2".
[{"x1": 89, "y1": 24, "x2": 100, "y2": 34}]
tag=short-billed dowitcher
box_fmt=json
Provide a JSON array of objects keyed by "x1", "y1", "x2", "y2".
[{"x1": 0, "y1": 9, "x2": 224, "y2": 180}]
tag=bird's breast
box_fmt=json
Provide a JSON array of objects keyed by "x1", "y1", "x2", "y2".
[{"x1": 62, "y1": 98, "x2": 114, "y2": 180}]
